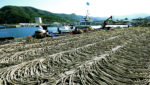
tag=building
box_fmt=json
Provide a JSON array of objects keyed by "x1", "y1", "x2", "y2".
[
  {"x1": 132, "y1": 18, "x2": 144, "y2": 24},
  {"x1": 35, "y1": 17, "x2": 42, "y2": 24},
  {"x1": 19, "y1": 23, "x2": 38, "y2": 27}
]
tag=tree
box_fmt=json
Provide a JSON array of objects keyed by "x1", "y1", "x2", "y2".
[
  {"x1": 0, "y1": 6, "x2": 79, "y2": 24},
  {"x1": 125, "y1": 18, "x2": 128, "y2": 20}
]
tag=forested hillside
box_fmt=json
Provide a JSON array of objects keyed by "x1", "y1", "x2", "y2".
[{"x1": 0, "y1": 6, "x2": 79, "y2": 24}]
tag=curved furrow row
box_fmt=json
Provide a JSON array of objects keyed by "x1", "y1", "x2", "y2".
[
  {"x1": 0, "y1": 36, "x2": 97, "y2": 62},
  {"x1": 0, "y1": 27, "x2": 149, "y2": 85},
  {"x1": 0, "y1": 30, "x2": 121, "y2": 66},
  {"x1": 0, "y1": 35, "x2": 122, "y2": 84},
  {"x1": 0, "y1": 35, "x2": 84, "y2": 54},
  {"x1": 55, "y1": 41, "x2": 130, "y2": 85},
  {"x1": 0, "y1": 30, "x2": 99, "y2": 48},
  {"x1": 54, "y1": 28, "x2": 150, "y2": 85},
  {"x1": 0, "y1": 28, "x2": 143, "y2": 85},
  {"x1": 0, "y1": 29, "x2": 121, "y2": 54}
]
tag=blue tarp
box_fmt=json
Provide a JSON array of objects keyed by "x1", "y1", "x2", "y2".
[{"x1": 47, "y1": 32, "x2": 58, "y2": 37}]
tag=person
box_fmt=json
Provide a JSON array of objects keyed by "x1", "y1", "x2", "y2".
[
  {"x1": 74, "y1": 27, "x2": 78, "y2": 31},
  {"x1": 102, "y1": 21, "x2": 107, "y2": 29},
  {"x1": 70, "y1": 24, "x2": 73, "y2": 30},
  {"x1": 57, "y1": 27, "x2": 61, "y2": 34}
]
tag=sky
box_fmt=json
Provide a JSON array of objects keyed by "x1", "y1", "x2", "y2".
[{"x1": 0, "y1": 0, "x2": 150, "y2": 17}]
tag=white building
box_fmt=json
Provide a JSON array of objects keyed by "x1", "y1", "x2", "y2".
[{"x1": 35, "y1": 17, "x2": 42, "y2": 24}]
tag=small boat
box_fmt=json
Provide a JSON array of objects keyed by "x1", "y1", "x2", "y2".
[
  {"x1": 33, "y1": 26, "x2": 47, "y2": 38},
  {"x1": 0, "y1": 37, "x2": 14, "y2": 41}
]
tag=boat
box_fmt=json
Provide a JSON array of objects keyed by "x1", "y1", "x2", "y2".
[
  {"x1": 77, "y1": 11, "x2": 101, "y2": 30},
  {"x1": 0, "y1": 37, "x2": 14, "y2": 41}
]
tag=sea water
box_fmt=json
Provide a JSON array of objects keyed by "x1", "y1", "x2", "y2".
[
  {"x1": 0, "y1": 27, "x2": 41, "y2": 38},
  {"x1": 0, "y1": 26, "x2": 71, "y2": 38}
]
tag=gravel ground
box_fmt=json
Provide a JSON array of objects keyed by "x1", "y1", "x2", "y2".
[{"x1": 0, "y1": 27, "x2": 150, "y2": 85}]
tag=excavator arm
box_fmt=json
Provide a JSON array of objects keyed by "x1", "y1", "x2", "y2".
[{"x1": 102, "y1": 16, "x2": 112, "y2": 29}]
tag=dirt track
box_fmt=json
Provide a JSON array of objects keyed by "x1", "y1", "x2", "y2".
[{"x1": 0, "y1": 27, "x2": 150, "y2": 85}]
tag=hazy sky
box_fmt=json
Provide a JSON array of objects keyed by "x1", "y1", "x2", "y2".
[{"x1": 0, "y1": 0, "x2": 150, "y2": 17}]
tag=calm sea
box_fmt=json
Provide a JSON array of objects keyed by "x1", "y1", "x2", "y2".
[
  {"x1": 0, "y1": 27, "x2": 41, "y2": 38},
  {"x1": 0, "y1": 27, "x2": 71, "y2": 38}
]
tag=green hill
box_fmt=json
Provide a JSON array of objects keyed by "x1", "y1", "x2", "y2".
[{"x1": 0, "y1": 6, "x2": 80, "y2": 24}]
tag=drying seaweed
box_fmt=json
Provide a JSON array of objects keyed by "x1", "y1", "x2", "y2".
[{"x1": 0, "y1": 27, "x2": 150, "y2": 85}]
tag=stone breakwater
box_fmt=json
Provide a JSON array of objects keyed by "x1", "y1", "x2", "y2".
[{"x1": 0, "y1": 27, "x2": 150, "y2": 85}]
